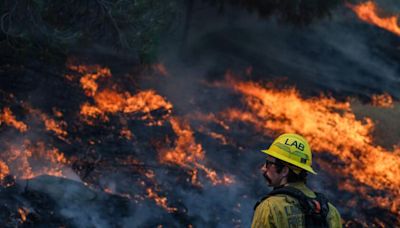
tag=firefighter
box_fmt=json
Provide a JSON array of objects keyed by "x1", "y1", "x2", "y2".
[{"x1": 252, "y1": 133, "x2": 342, "y2": 228}]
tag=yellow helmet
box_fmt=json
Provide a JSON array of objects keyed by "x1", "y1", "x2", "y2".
[{"x1": 261, "y1": 133, "x2": 317, "y2": 174}]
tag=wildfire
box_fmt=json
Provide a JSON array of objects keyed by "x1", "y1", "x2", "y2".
[
  {"x1": 348, "y1": 1, "x2": 400, "y2": 36},
  {"x1": 23, "y1": 105, "x2": 68, "y2": 141},
  {"x1": 225, "y1": 76, "x2": 400, "y2": 213},
  {"x1": 68, "y1": 64, "x2": 112, "y2": 96},
  {"x1": 0, "y1": 160, "x2": 10, "y2": 180},
  {"x1": 162, "y1": 117, "x2": 204, "y2": 165},
  {"x1": 0, "y1": 107, "x2": 28, "y2": 132},
  {"x1": 0, "y1": 103, "x2": 70, "y2": 181},
  {"x1": 18, "y1": 207, "x2": 28, "y2": 222},
  {"x1": 0, "y1": 140, "x2": 69, "y2": 180},
  {"x1": 205, "y1": 130, "x2": 229, "y2": 145},
  {"x1": 68, "y1": 64, "x2": 173, "y2": 125},
  {"x1": 146, "y1": 188, "x2": 178, "y2": 213},
  {"x1": 80, "y1": 89, "x2": 173, "y2": 124},
  {"x1": 160, "y1": 117, "x2": 234, "y2": 186},
  {"x1": 371, "y1": 93, "x2": 394, "y2": 108}
]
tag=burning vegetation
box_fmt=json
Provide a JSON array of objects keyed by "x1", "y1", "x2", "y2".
[
  {"x1": 1, "y1": 0, "x2": 400, "y2": 227},
  {"x1": 1, "y1": 61, "x2": 399, "y2": 226},
  {"x1": 348, "y1": 1, "x2": 400, "y2": 36},
  {"x1": 222, "y1": 75, "x2": 400, "y2": 217}
]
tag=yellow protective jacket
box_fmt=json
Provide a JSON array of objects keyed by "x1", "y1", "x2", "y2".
[{"x1": 251, "y1": 182, "x2": 342, "y2": 228}]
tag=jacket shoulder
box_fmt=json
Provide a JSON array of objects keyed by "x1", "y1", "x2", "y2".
[{"x1": 326, "y1": 203, "x2": 342, "y2": 228}]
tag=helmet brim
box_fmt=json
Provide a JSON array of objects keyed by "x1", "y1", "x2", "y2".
[{"x1": 261, "y1": 149, "x2": 317, "y2": 175}]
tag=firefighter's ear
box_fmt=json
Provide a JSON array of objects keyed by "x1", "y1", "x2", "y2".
[{"x1": 282, "y1": 166, "x2": 289, "y2": 177}]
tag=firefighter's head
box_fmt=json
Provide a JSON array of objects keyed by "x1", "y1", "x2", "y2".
[{"x1": 261, "y1": 133, "x2": 316, "y2": 187}]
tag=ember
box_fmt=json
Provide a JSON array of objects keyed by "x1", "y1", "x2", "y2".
[{"x1": 18, "y1": 207, "x2": 28, "y2": 222}]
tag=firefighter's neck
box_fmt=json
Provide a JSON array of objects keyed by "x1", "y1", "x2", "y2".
[{"x1": 279, "y1": 176, "x2": 288, "y2": 187}]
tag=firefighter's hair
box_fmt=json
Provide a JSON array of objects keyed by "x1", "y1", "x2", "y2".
[{"x1": 275, "y1": 159, "x2": 308, "y2": 183}]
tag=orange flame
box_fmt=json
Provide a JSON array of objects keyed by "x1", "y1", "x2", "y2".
[
  {"x1": 21, "y1": 104, "x2": 69, "y2": 141},
  {"x1": 80, "y1": 89, "x2": 173, "y2": 123},
  {"x1": 0, "y1": 107, "x2": 28, "y2": 132},
  {"x1": 162, "y1": 117, "x2": 204, "y2": 165},
  {"x1": 146, "y1": 188, "x2": 178, "y2": 213},
  {"x1": 18, "y1": 207, "x2": 28, "y2": 222},
  {"x1": 80, "y1": 103, "x2": 107, "y2": 121},
  {"x1": 226, "y1": 77, "x2": 400, "y2": 212},
  {"x1": 348, "y1": 1, "x2": 400, "y2": 36},
  {"x1": 160, "y1": 117, "x2": 234, "y2": 186},
  {"x1": 1, "y1": 140, "x2": 69, "y2": 180},
  {"x1": 371, "y1": 93, "x2": 394, "y2": 108},
  {"x1": 207, "y1": 131, "x2": 229, "y2": 145},
  {"x1": 68, "y1": 64, "x2": 112, "y2": 96},
  {"x1": 102, "y1": 157, "x2": 179, "y2": 213},
  {"x1": 0, "y1": 160, "x2": 10, "y2": 180},
  {"x1": 52, "y1": 107, "x2": 63, "y2": 118},
  {"x1": 42, "y1": 117, "x2": 68, "y2": 139},
  {"x1": 68, "y1": 64, "x2": 173, "y2": 125}
]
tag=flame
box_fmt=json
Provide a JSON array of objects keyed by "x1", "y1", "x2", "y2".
[
  {"x1": 80, "y1": 103, "x2": 107, "y2": 121},
  {"x1": 18, "y1": 207, "x2": 28, "y2": 222},
  {"x1": 21, "y1": 104, "x2": 69, "y2": 141},
  {"x1": 348, "y1": 1, "x2": 400, "y2": 36},
  {"x1": 0, "y1": 107, "x2": 28, "y2": 132},
  {"x1": 120, "y1": 128, "x2": 133, "y2": 140},
  {"x1": 42, "y1": 117, "x2": 68, "y2": 139},
  {"x1": 68, "y1": 64, "x2": 112, "y2": 96},
  {"x1": 0, "y1": 160, "x2": 10, "y2": 180},
  {"x1": 114, "y1": 156, "x2": 178, "y2": 213},
  {"x1": 80, "y1": 89, "x2": 173, "y2": 123},
  {"x1": 207, "y1": 131, "x2": 229, "y2": 145},
  {"x1": 102, "y1": 156, "x2": 179, "y2": 213},
  {"x1": 52, "y1": 107, "x2": 63, "y2": 118},
  {"x1": 104, "y1": 187, "x2": 114, "y2": 194},
  {"x1": 371, "y1": 93, "x2": 393, "y2": 108},
  {"x1": 162, "y1": 117, "x2": 205, "y2": 165},
  {"x1": 160, "y1": 117, "x2": 234, "y2": 186},
  {"x1": 68, "y1": 64, "x2": 173, "y2": 125},
  {"x1": 146, "y1": 188, "x2": 178, "y2": 213},
  {"x1": 0, "y1": 140, "x2": 69, "y2": 180},
  {"x1": 226, "y1": 77, "x2": 400, "y2": 212}
]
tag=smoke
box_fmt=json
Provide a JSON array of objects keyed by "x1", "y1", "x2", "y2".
[
  {"x1": 158, "y1": 1, "x2": 400, "y2": 100},
  {"x1": 150, "y1": 1, "x2": 400, "y2": 226},
  {"x1": 351, "y1": 99, "x2": 400, "y2": 149},
  {"x1": 2, "y1": 0, "x2": 400, "y2": 227}
]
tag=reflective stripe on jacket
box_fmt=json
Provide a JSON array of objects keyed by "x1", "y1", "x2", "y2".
[{"x1": 251, "y1": 182, "x2": 342, "y2": 228}]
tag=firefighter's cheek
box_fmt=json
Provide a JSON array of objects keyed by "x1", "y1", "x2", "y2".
[{"x1": 263, "y1": 170, "x2": 271, "y2": 184}]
